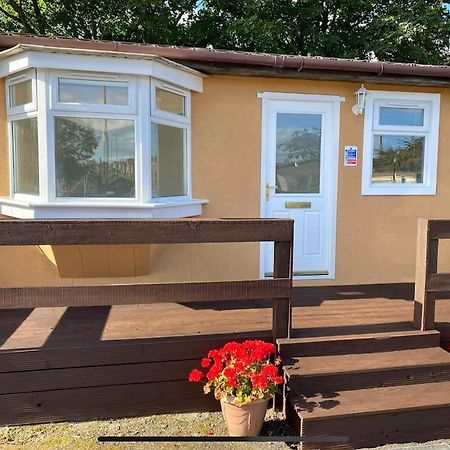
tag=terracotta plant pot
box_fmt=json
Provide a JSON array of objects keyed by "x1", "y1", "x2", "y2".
[{"x1": 220, "y1": 398, "x2": 269, "y2": 436}]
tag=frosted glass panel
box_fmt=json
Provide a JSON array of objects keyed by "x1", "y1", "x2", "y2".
[
  {"x1": 152, "y1": 124, "x2": 186, "y2": 197},
  {"x1": 276, "y1": 113, "x2": 321, "y2": 194},
  {"x1": 13, "y1": 118, "x2": 39, "y2": 195},
  {"x1": 156, "y1": 88, "x2": 185, "y2": 115},
  {"x1": 379, "y1": 107, "x2": 424, "y2": 126},
  {"x1": 55, "y1": 117, "x2": 135, "y2": 197},
  {"x1": 59, "y1": 78, "x2": 128, "y2": 105},
  {"x1": 372, "y1": 135, "x2": 425, "y2": 184},
  {"x1": 10, "y1": 79, "x2": 32, "y2": 107}
]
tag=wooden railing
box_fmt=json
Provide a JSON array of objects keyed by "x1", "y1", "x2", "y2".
[
  {"x1": 414, "y1": 218, "x2": 450, "y2": 330},
  {"x1": 0, "y1": 218, "x2": 294, "y2": 339}
]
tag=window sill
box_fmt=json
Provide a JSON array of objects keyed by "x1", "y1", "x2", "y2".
[
  {"x1": 0, "y1": 198, "x2": 209, "y2": 219},
  {"x1": 361, "y1": 185, "x2": 436, "y2": 196}
]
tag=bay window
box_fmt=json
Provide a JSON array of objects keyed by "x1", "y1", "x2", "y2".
[
  {"x1": 2, "y1": 56, "x2": 205, "y2": 218},
  {"x1": 362, "y1": 91, "x2": 440, "y2": 196}
]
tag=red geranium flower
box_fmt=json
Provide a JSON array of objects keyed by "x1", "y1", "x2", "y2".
[
  {"x1": 201, "y1": 358, "x2": 211, "y2": 368},
  {"x1": 188, "y1": 369, "x2": 204, "y2": 382}
]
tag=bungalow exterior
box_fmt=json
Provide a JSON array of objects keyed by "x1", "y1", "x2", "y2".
[
  {"x1": 0, "y1": 34, "x2": 449, "y2": 288},
  {"x1": 1, "y1": 35, "x2": 450, "y2": 448}
]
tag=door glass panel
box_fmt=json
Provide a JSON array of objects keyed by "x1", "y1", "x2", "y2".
[
  {"x1": 379, "y1": 107, "x2": 424, "y2": 126},
  {"x1": 276, "y1": 113, "x2": 321, "y2": 194},
  {"x1": 372, "y1": 135, "x2": 425, "y2": 184}
]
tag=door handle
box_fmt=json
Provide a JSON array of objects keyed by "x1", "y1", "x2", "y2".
[{"x1": 265, "y1": 182, "x2": 276, "y2": 201}]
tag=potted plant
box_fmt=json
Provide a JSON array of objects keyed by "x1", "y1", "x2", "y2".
[{"x1": 188, "y1": 339, "x2": 283, "y2": 436}]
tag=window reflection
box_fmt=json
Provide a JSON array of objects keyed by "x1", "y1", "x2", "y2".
[
  {"x1": 372, "y1": 135, "x2": 425, "y2": 184},
  {"x1": 276, "y1": 113, "x2": 321, "y2": 194},
  {"x1": 55, "y1": 117, "x2": 135, "y2": 197}
]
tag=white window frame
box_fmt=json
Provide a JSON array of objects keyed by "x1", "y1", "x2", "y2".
[
  {"x1": 6, "y1": 69, "x2": 37, "y2": 116},
  {"x1": 8, "y1": 112, "x2": 40, "y2": 201},
  {"x1": 150, "y1": 79, "x2": 191, "y2": 202},
  {"x1": 151, "y1": 79, "x2": 190, "y2": 124},
  {"x1": 49, "y1": 70, "x2": 137, "y2": 115},
  {"x1": 362, "y1": 91, "x2": 440, "y2": 196},
  {"x1": 3, "y1": 66, "x2": 206, "y2": 219}
]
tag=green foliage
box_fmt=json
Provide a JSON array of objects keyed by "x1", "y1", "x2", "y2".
[{"x1": 0, "y1": 0, "x2": 449, "y2": 64}]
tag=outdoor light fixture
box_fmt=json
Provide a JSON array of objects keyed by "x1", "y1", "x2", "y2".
[{"x1": 352, "y1": 84, "x2": 368, "y2": 115}]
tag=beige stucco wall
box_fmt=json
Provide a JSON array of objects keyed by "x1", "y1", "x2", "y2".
[{"x1": 1, "y1": 74, "x2": 450, "y2": 287}]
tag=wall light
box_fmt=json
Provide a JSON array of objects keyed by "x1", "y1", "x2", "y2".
[{"x1": 352, "y1": 84, "x2": 368, "y2": 115}]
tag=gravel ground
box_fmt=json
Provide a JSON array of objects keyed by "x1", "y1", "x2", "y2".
[{"x1": 0, "y1": 412, "x2": 449, "y2": 450}]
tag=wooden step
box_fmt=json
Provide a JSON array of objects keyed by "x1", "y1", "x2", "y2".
[
  {"x1": 288, "y1": 381, "x2": 450, "y2": 449},
  {"x1": 284, "y1": 347, "x2": 450, "y2": 393},
  {"x1": 278, "y1": 329, "x2": 441, "y2": 357}
]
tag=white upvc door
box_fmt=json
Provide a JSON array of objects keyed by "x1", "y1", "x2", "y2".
[{"x1": 260, "y1": 93, "x2": 341, "y2": 280}]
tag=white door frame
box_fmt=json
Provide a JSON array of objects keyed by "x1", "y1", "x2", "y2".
[{"x1": 258, "y1": 91, "x2": 343, "y2": 280}]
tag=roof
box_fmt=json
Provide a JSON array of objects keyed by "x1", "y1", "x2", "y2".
[
  {"x1": 1, "y1": 33, "x2": 450, "y2": 86},
  {"x1": 0, "y1": 42, "x2": 205, "y2": 78}
]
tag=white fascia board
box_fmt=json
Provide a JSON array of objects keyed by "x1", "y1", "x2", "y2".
[
  {"x1": 0, "y1": 50, "x2": 203, "y2": 92},
  {"x1": 152, "y1": 60, "x2": 203, "y2": 93},
  {"x1": 0, "y1": 53, "x2": 30, "y2": 77}
]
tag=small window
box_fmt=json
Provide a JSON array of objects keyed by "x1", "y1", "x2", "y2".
[
  {"x1": 7, "y1": 70, "x2": 36, "y2": 115},
  {"x1": 151, "y1": 123, "x2": 187, "y2": 198},
  {"x1": 58, "y1": 78, "x2": 129, "y2": 106},
  {"x1": 55, "y1": 117, "x2": 135, "y2": 198},
  {"x1": 362, "y1": 92, "x2": 440, "y2": 196},
  {"x1": 378, "y1": 107, "x2": 424, "y2": 127},
  {"x1": 10, "y1": 79, "x2": 32, "y2": 107},
  {"x1": 156, "y1": 87, "x2": 185, "y2": 116},
  {"x1": 12, "y1": 118, "x2": 39, "y2": 195}
]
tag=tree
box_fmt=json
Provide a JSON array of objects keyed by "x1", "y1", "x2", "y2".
[{"x1": 0, "y1": 0, "x2": 449, "y2": 65}]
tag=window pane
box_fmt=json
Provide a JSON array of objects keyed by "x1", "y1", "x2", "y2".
[
  {"x1": 59, "y1": 79, "x2": 128, "y2": 105},
  {"x1": 152, "y1": 124, "x2": 186, "y2": 197},
  {"x1": 55, "y1": 117, "x2": 135, "y2": 197},
  {"x1": 12, "y1": 118, "x2": 39, "y2": 195},
  {"x1": 276, "y1": 113, "x2": 321, "y2": 194},
  {"x1": 379, "y1": 107, "x2": 424, "y2": 126},
  {"x1": 372, "y1": 135, "x2": 425, "y2": 184},
  {"x1": 155, "y1": 88, "x2": 185, "y2": 115},
  {"x1": 9, "y1": 79, "x2": 32, "y2": 107}
]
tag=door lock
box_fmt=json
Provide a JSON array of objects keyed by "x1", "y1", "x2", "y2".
[{"x1": 265, "y1": 182, "x2": 276, "y2": 201}]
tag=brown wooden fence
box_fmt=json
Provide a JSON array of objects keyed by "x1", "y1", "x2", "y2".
[
  {"x1": 0, "y1": 218, "x2": 294, "y2": 339},
  {"x1": 414, "y1": 218, "x2": 450, "y2": 331}
]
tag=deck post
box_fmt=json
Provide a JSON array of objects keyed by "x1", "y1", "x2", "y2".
[
  {"x1": 413, "y1": 218, "x2": 438, "y2": 330},
  {"x1": 272, "y1": 240, "x2": 293, "y2": 339}
]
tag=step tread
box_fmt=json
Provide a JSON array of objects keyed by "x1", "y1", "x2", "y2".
[
  {"x1": 278, "y1": 329, "x2": 440, "y2": 346},
  {"x1": 289, "y1": 380, "x2": 450, "y2": 420},
  {"x1": 284, "y1": 347, "x2": 450, "y2": 377}
]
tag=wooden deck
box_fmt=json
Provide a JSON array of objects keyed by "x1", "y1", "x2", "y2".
[
  {"x1": 3, "y1": 282, "x2": 450, "y2": 351},
  {"x1": 0, "y1": 282, "x2": 449, "y2": 427}
]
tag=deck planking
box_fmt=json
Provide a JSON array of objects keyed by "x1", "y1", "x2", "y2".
[{"x1": 0, "y1": 283, "x2": 449, "y2": 426}]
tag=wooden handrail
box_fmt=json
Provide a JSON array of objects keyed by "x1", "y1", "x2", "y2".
[
  {"x1": 0, "y1": 218, "x2": 294, "y2": 339},
  {"x1": 414, "y1": 218, "x2": 450, "y2": 330}
]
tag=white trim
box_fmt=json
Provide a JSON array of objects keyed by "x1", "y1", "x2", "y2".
[
  {"x1": 362, "y1": 90, "x2": 440, "y2": 196},
  {"x1": 0, "y1": 49, "x2": 203, "y2": 92},
  {"x1": 0, "y1": 198, "x2": 208, "y2": 219},
  {"x1": 257, "y1": 92, "x2": 346, "y2": 103},
  {"x1": 259, "y1": 93, "x2": 340, "y2": 281}
]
